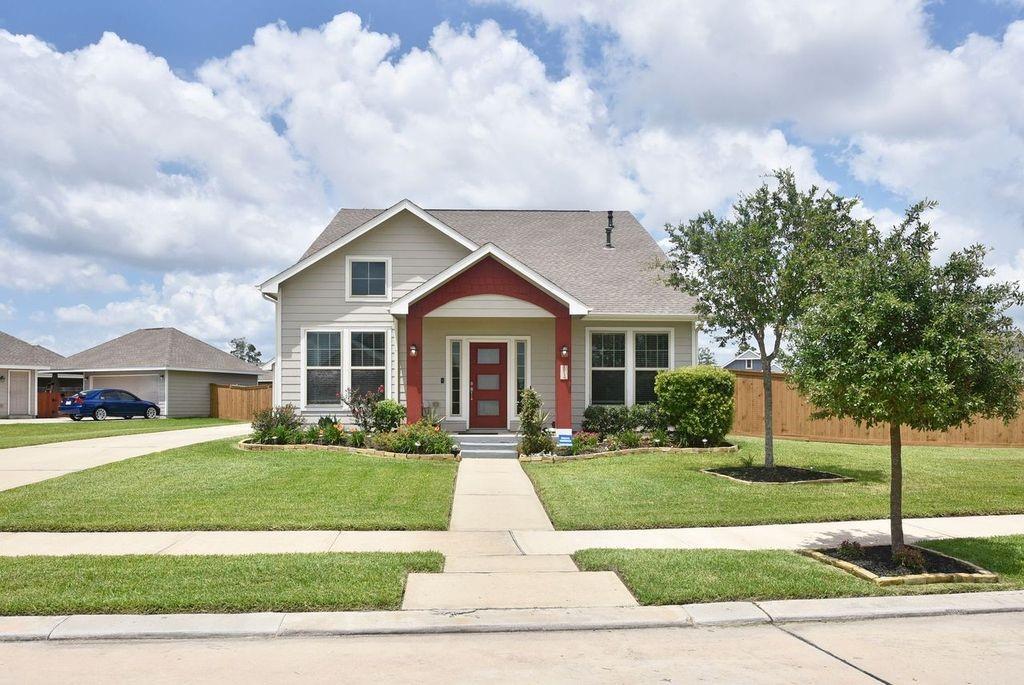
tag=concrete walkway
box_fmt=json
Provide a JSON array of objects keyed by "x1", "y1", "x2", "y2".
[
  {"x1": 5, "y1": 513, "x2": 1023, "y2": 557},
  {"x1": 403, "y1": 458, "x2": 637, "y2": 610},
  {"x1": 0, "y1": 423, "x2": 250, "y2": 491}
]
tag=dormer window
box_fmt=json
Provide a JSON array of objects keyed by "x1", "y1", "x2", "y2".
[{"x1": 346, "y1": 256, "x2": 391, "y2": 301}]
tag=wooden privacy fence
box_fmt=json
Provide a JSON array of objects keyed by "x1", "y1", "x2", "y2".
[
  {"x1": 36, "y1": 391, "x2": 63, "y2": 419},
  {"x1": 210, "y1": 384, "x2": 272, "y2": 421},
  {"x1": 730, "y1": 370, "x2": 1024, "y2": 447}
]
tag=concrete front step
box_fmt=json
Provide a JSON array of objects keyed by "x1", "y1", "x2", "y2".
[
  {"x1": 402, "y1": 571, "x2": 638, "y2": 610},
  {"x1": 459, "y1": 450, "x2": 518, "y2": 459},
  {"x1": 444, "y1": 555, "x2": 579, "y2": 573}
]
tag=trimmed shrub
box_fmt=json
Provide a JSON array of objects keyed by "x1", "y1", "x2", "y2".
[
  {"x1": 654, "y1": 366, "x2": 734, "y2": 447},
  {"x1": 581, "y1": 405, "x2": 629, "y2": 437},
  {"x1": 518, "y1": 387, "x2": 554, "y2": 455},
  {"x1": 628, "y1": 403, "x2": 667, "y2": 432},
  {"x1": 373, "y1": 399, "x2": 406, "y2": 433}
]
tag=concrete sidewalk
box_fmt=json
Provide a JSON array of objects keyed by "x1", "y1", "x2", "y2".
[
  {"x1": 2, "y1": 590, "x2": 1022, "y2": 642},
  {"x1": 0, "y1": 423, "x2": 250, "y2": 491},
  {"x1": 4, "y1": 513, "x2": 1023, "y2": 557}
]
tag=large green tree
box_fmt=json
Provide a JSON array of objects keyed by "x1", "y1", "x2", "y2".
[
  {"x1": 662, "y1": 169, "x2": 866, "y2": 466},
  {"x1": 229, "y1": 337, "x2": 263, "y2": 365},
  {"x1": 788, "y1": 202, "x2": 1024, "y2": 557}
]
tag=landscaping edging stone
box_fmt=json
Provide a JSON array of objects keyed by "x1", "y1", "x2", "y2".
[
  {"x1": 237, "y1": 439, "x2": 460, "y2": 461},
  {"x1": 519, "y1": 444, "x2": 738, "y2": 463},
  {"x1": 701, "y1": 467, "x2": 853, "y2": 485},
  {"x1": 801, "y1": 546, "x2": 1000, "y2": 586}
]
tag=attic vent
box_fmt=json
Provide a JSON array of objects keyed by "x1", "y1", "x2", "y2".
[{"x1": 605, "y1": 210, "x2": 614, "y2": 249}]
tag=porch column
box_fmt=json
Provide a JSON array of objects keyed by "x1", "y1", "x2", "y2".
[
  {"x1": 555, "y1": 310, "x2": 572, "y2": 429},
  {"x1": 406, "y1": 312, "x2": 423, "y2": 423}
]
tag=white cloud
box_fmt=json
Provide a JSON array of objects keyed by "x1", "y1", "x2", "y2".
[
  {"x1": 51, "y1": 271, "x2": 271, "y2": 354},
  {"x1": 0, "y1": 240, "x2": 130, "y2": 292},
  {"x1": 0, "y1": 302, "x2": 14, "y2": 319}
]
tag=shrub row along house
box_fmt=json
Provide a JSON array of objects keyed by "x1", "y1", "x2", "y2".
[
  {"x1": 0, "y1": 328, "x2": 261, "y2": 418},
  {"x1": 258, "y1": 200, "x2": 699, "y2": 432}
]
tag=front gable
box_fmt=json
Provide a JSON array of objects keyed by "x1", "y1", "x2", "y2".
[{"x1": 260, "y1": 200, "x2": 477, "y2": 296}]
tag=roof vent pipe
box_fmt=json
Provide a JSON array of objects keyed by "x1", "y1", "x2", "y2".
[{"x1": 605, "y1": 210, "x2": 614, "y2": 248}]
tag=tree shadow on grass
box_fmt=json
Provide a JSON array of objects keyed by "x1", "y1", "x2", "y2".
[{"x1": 804, "y1": 463, "x2": 887, "y2": 484}]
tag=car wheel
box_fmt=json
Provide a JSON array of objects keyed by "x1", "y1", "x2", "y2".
[
  {"x1": 70, "y1": 416, "x2": 82, "y2": 422},
  {"x1": 145, "y1": 407, "x2": 158, "y2": 419},
  {"x1": 93, "y1": 407, "x2": 108, "y2": 421}
]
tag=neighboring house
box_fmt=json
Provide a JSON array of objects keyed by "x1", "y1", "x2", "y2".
[
  {"x1": 258, "y1": 357, "x2": 275, "y2": 386},
  {"x1": 56, "y1": 328, "x2": 262, "y2": 417},
  {"x1": 0, "y1": 331, "x2": 65, "y2": 418},
  {"x1": 259, "y1": 199, "x2": 698, "y2": 431},
  {"x1": 723, "y1": 350, "x2": 783, "y2": 373}
]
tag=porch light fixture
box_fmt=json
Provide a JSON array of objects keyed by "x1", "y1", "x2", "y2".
[
  {"x1": 409, "y1": 344, "x2": 418, "y2": 357},
  {"x1": 560, "y1": 345, "x2": 569, "y2": 358}
]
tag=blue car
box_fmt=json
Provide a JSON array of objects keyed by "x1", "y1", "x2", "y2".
[{"x1": 58, "y1": 389, "x2": 161, "y2": 421}]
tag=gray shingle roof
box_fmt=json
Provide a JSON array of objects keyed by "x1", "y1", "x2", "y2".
[
  {"x1": 301, "y1": 207, "x2": 696, "y2": 316},
  {"x1": 0, "y1": 331, "x2": 65, "y2": 368},
  {"x1": 57, "y1": 328, "x2": 261, "y2": 374}
]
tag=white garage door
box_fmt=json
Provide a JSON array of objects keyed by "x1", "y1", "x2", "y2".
[
  {"x1": 91, "y1": 374, "x2": 165, "y2": 413},
  {"x1": 9, "y1": 370, "x2": 32, "y2": 416}
]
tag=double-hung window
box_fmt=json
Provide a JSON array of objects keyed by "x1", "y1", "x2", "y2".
[
  {"x1": 588, "y1": 329, "x2": 672, "y2": 406},
  {"x1": 346, "y1": 256, "x2": 390, "y2": 301},
  {"x1": 634, "y1": 332, "x2": 670, "y2": 404},
  {"x1": 350, "y1": 332, "x2": 387, "y2": 396},
  {"x1": 590, "y1": 332, "x2": 627, "y2": 405},
  {"x1": 306, "y1": 332, "x2": 342, "y2": 405}
]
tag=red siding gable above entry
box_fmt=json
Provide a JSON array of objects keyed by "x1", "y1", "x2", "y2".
[
  {"x1": 409, "y1": 257, "x2": 567, "y2": 319},
  {"x1": 404, "y1": 256, "x2": 574, "y2": 429}
]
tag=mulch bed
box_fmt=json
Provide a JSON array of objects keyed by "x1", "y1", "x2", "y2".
[
  {"x1": 705, "y1": 465, "x2": 851, "y2": 483},
  {"x1": 821, "y1": 544, "x2": 979, "y2": 577}
]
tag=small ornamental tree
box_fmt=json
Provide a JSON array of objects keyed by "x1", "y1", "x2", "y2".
[
  {"x1": 788, "y1": 202, "x2": 1024, "y2": 558},
  {"x1": 662, "y1": 169, "x2": 867, "y2": 466}
]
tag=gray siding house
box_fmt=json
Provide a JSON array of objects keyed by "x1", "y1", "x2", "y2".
[
  {"x1": 57, "y1": 328, "x2": 262, "y2": 417},
  {"x1": 0, "y1": 331, "x2": 65, "y2": 418},
  {"x1": 260, "y1": 200, "x2": 698, "y2": 431},
  {"x1": 723, "y1": 350, "x2": 782, "y2": 373}
]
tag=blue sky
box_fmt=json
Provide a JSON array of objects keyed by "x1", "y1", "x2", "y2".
[{"x1": 1, "y1": 1, "x2": 1023, "y2": 361}]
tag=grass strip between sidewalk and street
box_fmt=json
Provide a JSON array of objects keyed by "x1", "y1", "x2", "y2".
[
  {"x1": 573, "y1": 535, "x2": 1024, "y2": 605},
  {"x1": 0, "y1": 439, "x2": 457, "y2": 531},
  {"x1": 0, "y1": 418, "x2": 240, "y2": 449},
  {"x1": 0, "y1": 552, "x2": 443, "y2": 615},
  {"x1": 524, "y1": 435, "x2": 1024, "y2": 529}
]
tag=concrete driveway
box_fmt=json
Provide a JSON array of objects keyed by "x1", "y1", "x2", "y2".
[{"x1": 0, "y1": 423, "x2": 250, "y2": 491}]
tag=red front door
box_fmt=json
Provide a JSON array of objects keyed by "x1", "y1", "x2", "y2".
[{"x1": 469, "y1": 342, "x2": 507, "y2": 429}]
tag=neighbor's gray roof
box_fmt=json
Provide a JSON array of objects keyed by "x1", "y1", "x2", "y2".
[
  {"x1": 0, "y1": 331, "x2": 65, "y2": 368},
  {"x1": 57, "y1": 328, "x2": 261, "y2": 374},
  {"x1": 300, "y1": 208, "x2": 697, "y2": 315}
]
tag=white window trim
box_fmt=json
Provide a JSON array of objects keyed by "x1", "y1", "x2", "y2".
[
  {"x1": 300, "y1": 327, "x2": 393, "y2": 410},
  {"x1": 444, "y1": 336, "x2": 530, "y2": 430},
  {"x1": 345, "y1": 255, "x2": 392, "y2": 303},
  {"x1": 585, "y1": 327, "x2": 675, "y2": 407},
  {"x1": 745, "y1": 359, "x2": 753, "y2": 370}
]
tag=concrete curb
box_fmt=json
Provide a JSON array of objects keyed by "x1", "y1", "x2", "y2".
[{"x1": 2, "y1": 591, "x2": 1022, "y2": 642}]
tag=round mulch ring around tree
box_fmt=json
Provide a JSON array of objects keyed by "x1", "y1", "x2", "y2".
[{"x1": 702, "y1": 465, "x2": 854, "y2": 484}]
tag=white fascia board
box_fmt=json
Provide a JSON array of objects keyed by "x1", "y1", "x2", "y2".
[
  {"x1": 258, "y1": 199, "x2": 479, "y2": 295},
  {"x1": 59, "y1": 366, "x2": 261, "y2": 375},
  {"x1": 0, "y1": 364, "x2": 50, "y2": 370},
  {"x1": 582, "y1": 313, "x2": 698, "y2": 321},
  {"x1": 390, "y1": 243, "x2": 590, "y2": 316}
]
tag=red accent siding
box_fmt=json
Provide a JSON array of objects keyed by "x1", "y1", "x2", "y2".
[{"x1": 405, "y1": 257, "x2": 572, "y2": 428}]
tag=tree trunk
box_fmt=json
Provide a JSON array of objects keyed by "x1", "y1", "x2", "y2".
[
  {"x1": 889, "y1": 422, "x2": 904, "y2": 558},
  {"x1": 762, "y1": 365, "x2": 774, "y2": 468}
]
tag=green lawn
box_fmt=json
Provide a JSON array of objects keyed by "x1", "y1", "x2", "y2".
[
  {"x1": 0, "y1": 552, "x2": 443, "y2": 615},
  {"x1": 523, "y1": 436, "x2": 1024, "y2": 529},
  {"x1": 574, "y1": 535, "x2": 1024, "y2": 605},
  {"x1": 0, "y1": 417, "x2": 239, "y2": 449},
  {"x1": 0, "y1": 439, "x2": 457, "y2": 531}
]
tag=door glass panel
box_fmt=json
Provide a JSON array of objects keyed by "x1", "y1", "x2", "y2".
[
  {"x1": 477, "y1": 348, "x2": 500, "y2": 364},
  {"x1": 477, "y1": 400, "x2": 500, "y2": 416},
  {"x1": 477, "y1": 374, "x2": 500, "y2": 390}
]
